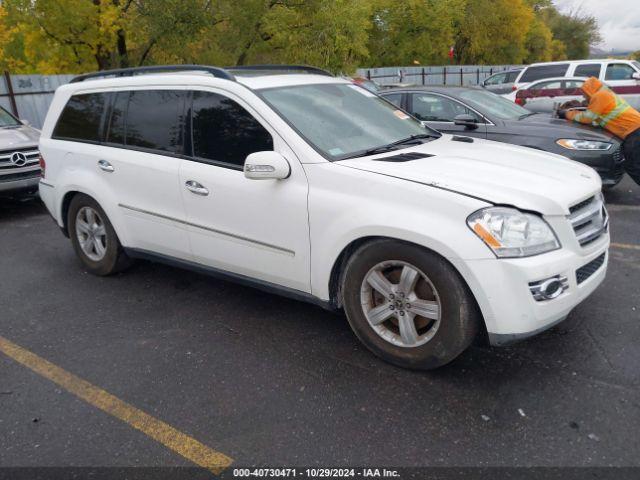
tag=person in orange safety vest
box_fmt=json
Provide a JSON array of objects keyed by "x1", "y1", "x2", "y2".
[{"x1": 559, "y1": 77, "x2": 640, "y2": 186}]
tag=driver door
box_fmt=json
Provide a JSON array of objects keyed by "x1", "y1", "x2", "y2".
[{"x1": 408, "y1": 92, "x2": 487, "y2": 138}]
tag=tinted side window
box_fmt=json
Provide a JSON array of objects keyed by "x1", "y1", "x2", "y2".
[
  {"x1": 125, "y1": 90, "x2": 185, "y2": 153},
  {"x1": 520, "y1": 64, "x2": 569, "y2": 83},
  {"x1": 575, "y1": 64, "x2": 601, "y2": 78},
  {"x1": 410, "y1": 93, "x2": 482, "y2": 123},
  {"x1": 533, "y1": 80, "x2": 563, "y2": 90},
  {"x1": 485, "y1": 73, "x2": 506, "y2": 85},
  {"x1": 106, "y1": 91, "x2": 128, "y2": 145},
  {"x1": 605, "y1": 63, "x2": 636, "y2": 81},
  {"x1": 506, "y1": 71, "x2": 521, "y2": 82},
  {"x1": 52, "y1": 93, "x2": 108, "y2": 142},
  {"x1": 383, "y1": 93, "x2": 402, "y2": 107},
  {"x1": 191, "y1": 91, "x2": 273, "y2": 168}
]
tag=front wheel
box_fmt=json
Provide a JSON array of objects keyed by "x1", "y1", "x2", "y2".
[
  {"x1": 342, "y1": 239, "x2": 480, "y2": 370},
  {"x1": 67, "y1": 194, "x2": 132, "y2": 276}
]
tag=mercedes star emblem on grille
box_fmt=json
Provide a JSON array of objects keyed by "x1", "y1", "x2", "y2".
[{"x1": 10, "y1": 151, "x2": 28, "y2": 167}]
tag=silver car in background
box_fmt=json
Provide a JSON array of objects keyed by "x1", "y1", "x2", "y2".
[
  {"x1": 0, "y1": 106, "x2": 40, "y2": 196},
  {"x1": 481, "y1": 69, "x2": 522, "y2": 95}
]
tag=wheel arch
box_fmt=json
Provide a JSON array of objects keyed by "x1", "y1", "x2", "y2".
[
  {"x1": 59, "y1": 190, "x2": 80, "y2": 237},
  {"x1": 328, "y1": 235, "x2": 489, "y2": 343}
]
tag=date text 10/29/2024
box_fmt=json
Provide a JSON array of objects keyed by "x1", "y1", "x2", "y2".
[{"x1": 232, "y1": 468, "x2": 400, "y2": 478}]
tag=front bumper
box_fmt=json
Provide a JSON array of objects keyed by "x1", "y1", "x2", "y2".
[
  {"x1": 455, "y1": 234, "x2": 609, "y2": 346},
  {"x1": 568, "y1": 146, "x2": 625, "y2": 187},
  {"x1": 0, "y1": 171, "x2": 40, "y2": 194}
]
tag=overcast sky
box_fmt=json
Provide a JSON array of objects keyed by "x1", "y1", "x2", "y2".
[{"x1": 553, "y1": 0, "x2": 640, "y2": 52}]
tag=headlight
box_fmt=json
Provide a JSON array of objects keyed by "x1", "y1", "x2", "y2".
[
  {"x1": 467, "y1": 207, "x2": 560, "y2": 258},
  {"x1": 556, "y1": 139, "x2": 612, "y2": 151}
]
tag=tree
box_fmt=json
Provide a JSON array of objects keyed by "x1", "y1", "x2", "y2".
[
  {"x1": 0, "y1": 0, "x2": 603, "y2": 74},
  {"x1": 540, "y1": 6, "x2": 601, "y2": 59},
  {"x1": 524, "y1": 17, "x2": 553, "y2": 63},
  {"x1": 455, "y1": 0, "x2": 534, "y2": 64},
  {"x1": 0, "y1": 0, "x2": 219, "y2": 72},
  {"x1": 365, "y1": 0, "x2": 464, "y2": 67}
]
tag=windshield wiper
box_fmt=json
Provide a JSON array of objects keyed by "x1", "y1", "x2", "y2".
[
  {"x1": 344, "y1": 134, "x2": 437, "y2": 159},
  {"x1": 518, "y1": 112, "x2": 538, "y2": 120}
]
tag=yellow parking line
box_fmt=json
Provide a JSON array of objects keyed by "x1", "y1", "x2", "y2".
[
  {"x1": 611, "y1": 242, "x2": 640, "y2": 251},
  {"x1": 0, "y1": 335, "x2": 233, "y2": 474}
]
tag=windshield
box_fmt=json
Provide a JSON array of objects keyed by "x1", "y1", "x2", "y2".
[
  {"x1": 458, "y1": 89, "x2": 531, "y2": 120},
  {"x1": 0, "y1": 106, "x2": 20, "y2": 127},
  {"x1": 260, "y1": 83, "x2": 438, "y2": 160}
]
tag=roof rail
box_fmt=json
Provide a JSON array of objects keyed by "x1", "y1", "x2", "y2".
[
  {"x1": 227, "y1": 65, "x2": 333, "y2": 77},
  {"x1": 70, "y1": 65, "x2": 236, "y2": 83}
]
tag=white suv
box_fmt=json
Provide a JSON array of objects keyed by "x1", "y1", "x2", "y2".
[{"x1": 38, "y1": 65, "x2": 609, "y2": 369}]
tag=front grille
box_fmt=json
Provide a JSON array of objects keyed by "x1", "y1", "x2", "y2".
[
  {"x1": 567, "y1": 195, "x2": 608, "y2": 247},
  {"x1": 612, "y1": 146, "x2": 624, "y2": 164},
  {"x1": 0, "y1": 148, "x2": 40, "y2": 170},
  {"x1": 576, "y1": 253, "x2": 606, "y2": 284},
  {"x1": 0, "y1": 169, "x2": 40, "y2": 182}
]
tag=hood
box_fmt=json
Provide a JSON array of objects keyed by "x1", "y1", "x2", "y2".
[
  {"x1": 0, "y1": 125, "x2": 40, "y2": 150},
  {"x1": 337, "y1": 135, "x2": 601, "y2": 216},
  {"x1": 516, "y1": 112, "x2": 618, "y2": 142},
  {"x1": 581, "y1": 77, "x2": 603, "y2": 99}
]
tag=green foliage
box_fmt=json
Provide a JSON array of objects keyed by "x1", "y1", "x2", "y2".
[
  {"x1": 540, "y1": 6, "x2": 601, "y2": 60},
  {"x1": 524, "y1": 18, "x2": 554, "y2": 64},
  {"x1": 455, "y1": 0, "x2": 533, "y2": 64},
  {"x1": 0, "y1": 0, "x2": 603, "y2": 73},
  {"x1": 365, "y1": 0, "x2": 464, "y2": 66}
]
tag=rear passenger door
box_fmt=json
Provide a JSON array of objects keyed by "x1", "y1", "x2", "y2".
[
  {"x1": 100, "y1": 89, "x2": 192, "y2": 260},
  {"x1": 179, "y1": 89, "x2": 311, "y2": 292}
]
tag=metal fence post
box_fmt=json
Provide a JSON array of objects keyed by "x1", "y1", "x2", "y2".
[
  {"x1": 476, "y1": 68, "x2": 480, "y2": 84},
  {"x1": 421, "y1": 67, "x2": 425, "y2": 85},
  {"x1": 367, "y1": 69, "x2": 371, "y2": 80},
  {"x1": 443, "y1": 67, "x2": 447, "y2": 85},
  {"x1": 460, "y1": 68, "x2": 463, "y2": 86},
  {"x1": 3, "y1": 71, "x2": 19, "y2": 117}
]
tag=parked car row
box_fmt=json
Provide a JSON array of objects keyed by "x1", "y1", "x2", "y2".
[{"x1": 37, "y1": 65, "x2": 609, "y2": 370}]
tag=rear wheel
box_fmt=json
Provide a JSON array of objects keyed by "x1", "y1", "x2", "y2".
[
  {"x1": 342, "y1": 239, "x2": 479, "y2": 370},
  {"x1": 67, "y1": 194, "x2": 132, "y2": 276}
]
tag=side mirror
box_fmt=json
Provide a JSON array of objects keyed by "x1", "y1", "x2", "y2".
[
  {"x1": 244, "y1": 151, "x2": 291, "y2": 180},
  {"x1": 632, "y1": 72, "x2": 640, "y2": 80},
  {"x1": 453, "y1": 114, "x2": 479, "y2": 129}
]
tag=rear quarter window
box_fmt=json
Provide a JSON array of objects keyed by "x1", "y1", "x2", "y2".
[
  {"x1": 506, "y1": 71, "x2": 520, "y2": 82},
  {"x1": 52, "y1": 93, "x2": 109, "y2": 142},
  {"x1": 574, "y1": 64, "x2": 602, "y2": 78},
  {"x1": 520, "y1": 64, "x2": 569, "y2": 83}
]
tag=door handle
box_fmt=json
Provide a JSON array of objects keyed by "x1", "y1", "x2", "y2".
[
  {"x1": 185, "y1": 180, "x2": 209, "y2": 196},
  {"x1": 98, "y1": 160, "x2": 114, "y2": 173}
]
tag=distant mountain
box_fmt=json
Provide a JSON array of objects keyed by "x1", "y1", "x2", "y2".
[{"x1": 590, "y1": 46, "x2": 633, "y2": 58}]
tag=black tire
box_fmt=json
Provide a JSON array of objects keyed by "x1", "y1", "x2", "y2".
[
  {"x1": 67, "y1": 193, "x2": 132, "y2": 276},
  {"x1": 341, "y1": 239, "x2": 480, "y2": 370}
]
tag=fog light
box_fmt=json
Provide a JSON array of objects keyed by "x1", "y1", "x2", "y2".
[{"x1": 529, "y1": 276, "x2": 569, "y2": 301}]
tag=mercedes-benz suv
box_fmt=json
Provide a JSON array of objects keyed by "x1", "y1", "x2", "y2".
[
  {"x1": 0, "y1": 106, "x2": 41, "y2": 196},
  {"x1": 38, "y1": 65, "x2": 609, "y2": 369}
]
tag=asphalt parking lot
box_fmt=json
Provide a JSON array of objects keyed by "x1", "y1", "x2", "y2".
[{"x1": 1, "y1": 176, "x2": 639, "y2": 477}]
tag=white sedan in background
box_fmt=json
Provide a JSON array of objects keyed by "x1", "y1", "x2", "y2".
[{"x1": 504, "y1": 77, "x2": 587, "y2": 112}]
